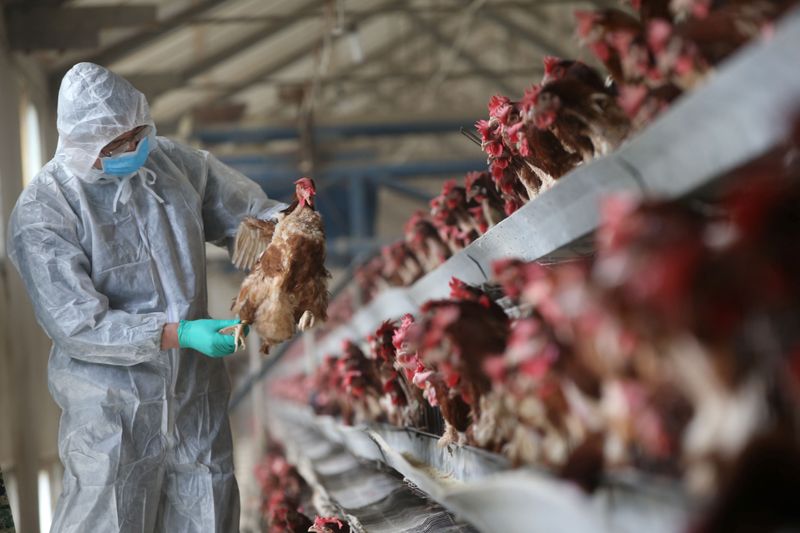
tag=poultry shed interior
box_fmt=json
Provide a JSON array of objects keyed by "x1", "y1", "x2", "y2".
[{"x1": 1, "y1": 0, "x2": 800, "y2": 532}]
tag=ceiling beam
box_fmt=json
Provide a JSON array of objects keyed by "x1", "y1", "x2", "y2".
[
  {"x1": 404, "y1": 10, "x2": 518, "y2": 95},
  {"x1": 142, "y1": 0, "x2": 328, "y2": 101},
  {"x1": 245, "y1": 10, "x2": 527, "y2": 125},
  {"x1": 72, "y1": 0, "x2": 233, "y2": 69},
  {"x1": 185, "y1": 68, "x2": 543, "y2": 89},
  {"x1": 204, "y1": 0, "x2": 406, "y2": 107},
  {"x1": 126, "y1": 73, "x2": 186, "y2": 97},
  {"x1": 213, "y1": 19, "x2": 428, "y2": 128},
  {"x1": 157, "y1": 1, "x2": 408, "y2": 132},
  {"x1": 3, "y1": 0, "x2": 71, "y2": 5},
  {"x1": 321, "y1": 13, "x2": 501, "y2": 113},
  {"x1": 476, "y1": 5, "x2": 574, "y2": 59},
  {"x1": 7, "y1": 5, "x2": 157, "y2": 51},
  {"x1": 193, "y1": 119, "x2": 482, "y2": 144},
  {"x1": 310, "y1": 19, "x2": 446, "y2": 115},
  {"x1": 188, "y1": 0, "x2": 583, "y2": 24}
]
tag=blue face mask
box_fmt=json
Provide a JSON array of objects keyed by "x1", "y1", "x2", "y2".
[{"x1": 101, "y1": 135, "x2": 151, "y2": 176}]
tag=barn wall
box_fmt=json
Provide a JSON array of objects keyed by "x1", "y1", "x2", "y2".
[{"x1": 0, "y1": 26, "x2": 63, "y2": 533}]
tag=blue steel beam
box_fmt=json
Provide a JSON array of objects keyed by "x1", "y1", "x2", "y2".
[
  {"x1": 218, "y1": 153, "x2": 298, "y2": 166},
  {"x1": 195, "y1": 120, "x2": 476, "y2": 144},
  {"x1": 241, "y1": 159, "x2": 485, "y2": 243},
  {"x1": 369, "y1": 174, "x2": 434, "y2": 202},
  {"x1": 349, "y1": 175, "x2": 369, "y2": 238},
  {"x1": 246, "y1": 159, "x2": 487, "y2": 188},
  {"x1": 218, "y1": 148, "x2": 377, "y2": 167}
]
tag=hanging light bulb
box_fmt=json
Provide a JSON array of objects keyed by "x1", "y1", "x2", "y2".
[{"x1": 347, "y1": 23, "x2": 364, "y2": 64}]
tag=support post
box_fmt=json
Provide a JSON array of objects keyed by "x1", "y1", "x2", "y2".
[{"x1": 349, "y1": 174, "x2": 369, "y2": 239}]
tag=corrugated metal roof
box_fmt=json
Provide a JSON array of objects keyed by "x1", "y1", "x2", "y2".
[
  {"x1": 36, "y1": 0, "x2": 594, "y2": 129},
  {"x1": 13, "y1": 0, "x2": 602, "y2": 246}
]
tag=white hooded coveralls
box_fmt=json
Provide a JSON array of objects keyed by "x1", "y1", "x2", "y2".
[{"x1": 8, "y1": 63, "x2": 284, "y2": 532}]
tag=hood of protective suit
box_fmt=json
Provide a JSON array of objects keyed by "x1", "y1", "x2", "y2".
[{"x1": 55, "y1": 62, "x2": 155, "y2": 181}]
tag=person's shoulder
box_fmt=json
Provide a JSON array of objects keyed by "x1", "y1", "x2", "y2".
[
  {"x1": 154, "y1": 136, "x2": 208, "y2": 160},
  {"x1": 14, "y1": 161, "x2": 75, "y2": 222},
  {"x1": 152, "y1": 136, "x2": 214, "y2": 191},
  {"x1": 20, "y1": 161, "x2": 65, "y2": 202}
]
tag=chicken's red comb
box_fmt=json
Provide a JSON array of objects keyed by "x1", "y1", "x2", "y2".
[
  {"x1": 543, "y1": 55, "x2": 561, "y2": 74},
  {"x1": 403, "y1": 211, "x2": 427, "y2": 235},
  {"x1": 520, "y1": 84, "x2": 542, "y2": 114},
  {"x1": 573, "y1": 10, "x2": 596, "y2": 38},
  {"x1": 485, "y1": 140, "x2": 504, "y2": 158},
  {"x1": 294, "y1": 176, "x2": 316, "y2": 190},
  {"x1": 488, "y1": 94, "x2": 511, "y2": 116},
  {"x1": 392, "y1": 314, "x2": 416, "y2": 349},
  {"x1": 442, "y1": 179, "x2": 458, "y2": 195},
  {"x1": 311, "y1": 516, "x2": 345, "y2": 532},
  {"x1": 449, "y1": 277, "x2": 469, "y2": 297},
  {"x1": 646, "y1": 19, "x2": 673, "y2": 54},
  {"x1": 504, "y1": 198, "x2": 522, "y2": 216},
  {"x1": 445, "y1": 187, "x2": 466, "y2": 210},
  {"x1": 464, "y1": 171, "x2": 482, "y2": 190},
  {"x1": 475, "y1": 119, "x2": 493, "y2": 142},
  {"x1": 617, "y1": 84, "x2": 648, "y2": 118}
]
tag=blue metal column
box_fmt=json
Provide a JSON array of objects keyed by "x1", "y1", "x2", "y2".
[{"x1": 349, "y1": 173, "x2": 368, "y2": 238}]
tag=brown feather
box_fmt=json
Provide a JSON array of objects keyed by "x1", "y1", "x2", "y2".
[
  {"x1": 232, "y1": 217, "x2": 276, "y2": 270},
  {"x1": 230, "y1": 179, "x2": 330, "y2": 354}
]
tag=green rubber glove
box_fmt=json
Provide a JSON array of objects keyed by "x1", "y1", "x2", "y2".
[{"x1": 177, "y1": 318, "x2": 249, "y2": 357}]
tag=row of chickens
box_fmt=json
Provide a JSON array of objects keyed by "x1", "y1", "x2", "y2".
[
  {"x1": 478, "y1": 0, "x2": 798, "y2": 211},
  {"x1": 348, "y1": 67, "x2": 628, "y2": 306},
  {"x1": 272, "y1": 131, "x2": 800, "y2": 505},
  {"x1": 577, "y1": 0, "x2": 797, "y2": 128},
  {"x1": 255, "y1": 440, "x2": 350, "y2": 533},
  {"x1": 337, "y1": 171, "x2": 504, "y2": 310},
  {"x1": 328, "y1": 0, "x2": 798, "y2": 322},
  {"x1": 477, "y1": 57, "x2": 630, "y2": 214}
]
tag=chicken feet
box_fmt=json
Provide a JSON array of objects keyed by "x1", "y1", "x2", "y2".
[
  {"x1": 298, "y1": 310, "x2": 316, "y2": 331},
  {"x1": 220, "y1": 323, "x2": 248, "y2": 352}
]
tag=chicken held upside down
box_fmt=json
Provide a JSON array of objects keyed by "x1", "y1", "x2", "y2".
[{"x1": 224, "y1": 177, "x2": 330, "y2": 354}]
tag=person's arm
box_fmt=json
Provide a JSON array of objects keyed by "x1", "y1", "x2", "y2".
[
  {"x1": 9, "y1": 191, "x2": 168, "y2": 365},
  {"x1": 161, "y1": 322, "x2": 179, "y2": 350},
  {"x1": 199, "y1": 150, "x2": 288, "y2": 249}
]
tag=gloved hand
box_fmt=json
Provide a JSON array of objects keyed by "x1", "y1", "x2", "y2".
[{"x1": 177, "y1": 319, "x2": 249, "y2": 357}]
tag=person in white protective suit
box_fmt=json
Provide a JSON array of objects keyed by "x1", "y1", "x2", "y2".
[{"x1": 8, "y1": 62, "x2": 287, "y2": 532}]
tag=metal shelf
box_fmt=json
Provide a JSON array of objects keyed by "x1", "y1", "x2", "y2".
[
  {"x1": 307, "y1": 7, "x2": 800, "y2": 363},
  {"x1": 260, "y1": 8, "x2": 800, "y2": 531},
  {"x1": 270, "y1": 403, "x2": 689, "y2": 533},
  {"x1": 270, "y1": 403, "x2": 480, "y2": 533}
]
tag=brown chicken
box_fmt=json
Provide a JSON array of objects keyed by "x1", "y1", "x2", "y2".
[
  {"x1": 464, "y1": 171, "x2": 506, "y2": 231},
  {"x1": 409, "y1": 278, "x2": 511, "y2": 446},
  {"x1": 339, "y1": 340, "x2": 383, "y2": 424},
  {"x1": 256, "y1": 441, "x2": 315, "y2": 533},
  {"x1": 404, "y1": 212, "x2": 452, "y2": 271},
  {"x1": 533, "y1": 77, "x2": 631, "y2": 159},
  {"x1": 227, "y1": 177, "x2": 330, "y2": 354},
  {"x1": 430, "y1": 180, "x2": 481, "y2": 251},
  {"x1": 368, "y1": 320, "x2": 426, "y2": 426},
  {"x1": 381, "y1": 241, "x2": 424, "y2": 287}
]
